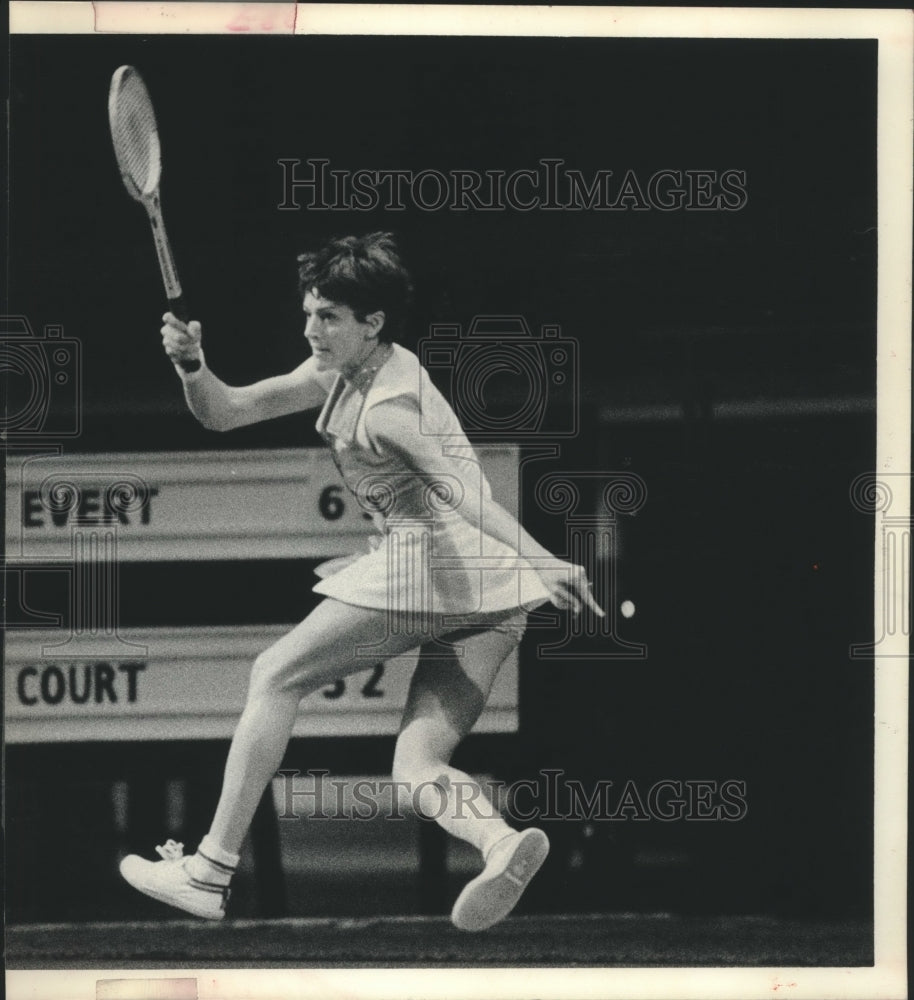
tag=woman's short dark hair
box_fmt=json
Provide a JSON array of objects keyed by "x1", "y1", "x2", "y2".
[{"x1": 297, "y1": 232, "x2": 413, "y2": 343}]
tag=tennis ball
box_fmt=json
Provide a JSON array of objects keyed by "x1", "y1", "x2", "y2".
[{"x1": 620, "y1": 600, "x2": 635, "y2": 619}]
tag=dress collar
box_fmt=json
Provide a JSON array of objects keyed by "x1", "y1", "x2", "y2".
[{"x1": 342, "y1": 342, "x2": 394, "y2": 394}]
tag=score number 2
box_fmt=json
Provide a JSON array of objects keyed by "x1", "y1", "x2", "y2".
[{"x1": 322, "y1": 664, "x2": 385, "y2": 700}]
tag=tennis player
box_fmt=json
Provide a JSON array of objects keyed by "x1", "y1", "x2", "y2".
[{"x1": 120, "y1": 232, "x2": 602, "y2": 931}]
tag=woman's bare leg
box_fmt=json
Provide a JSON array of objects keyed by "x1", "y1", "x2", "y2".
[
  {"x1": 208, "y1": 599, "x2": 432, "y2": 855},
  {"x1": 120, "y1": 599, "x2": 435, "y2": 916},
  {"x1": 391, "y1": 614, "x2": 549, "y2": 930},
  {"x1": 392, "y1": 622, "x2": 522, "y2": 856}
]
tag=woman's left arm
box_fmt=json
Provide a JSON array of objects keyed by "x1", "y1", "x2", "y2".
[{"x1": 366, "y1": 400, "x2": 604, "y2": 617}]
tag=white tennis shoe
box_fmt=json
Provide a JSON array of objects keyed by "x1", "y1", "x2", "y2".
[
  {"x1": 451, "y1": 828, "x2": 550, "y2": 932},
  {"x1": 119, "y1": 840, "x2": 230, "y2": 920}
]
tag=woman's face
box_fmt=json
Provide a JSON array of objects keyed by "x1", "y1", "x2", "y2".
[{"x1": 303, "y1": 289, "x2": 382, "y2": 374}]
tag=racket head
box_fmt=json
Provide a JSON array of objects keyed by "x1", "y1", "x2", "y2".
[{"x1": 108, "y1": 65, "x2": 162, "y2": 201}]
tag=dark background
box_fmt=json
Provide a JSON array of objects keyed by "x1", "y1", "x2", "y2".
[{"x1": 6, "y1": 34, "x2": 875, "y2": 928}]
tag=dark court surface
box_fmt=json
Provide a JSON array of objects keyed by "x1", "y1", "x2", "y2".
[{"x1": 8, "y1": 913, "x2": 873, "y2": 969}]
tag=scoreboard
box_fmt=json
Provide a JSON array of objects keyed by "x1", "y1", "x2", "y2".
[
  {"x1": 5, "y1": 447, "x2": 521, "y2": 743},
  {"x1": 7, "y1": 448, "x2": 383, "y2": 561}
]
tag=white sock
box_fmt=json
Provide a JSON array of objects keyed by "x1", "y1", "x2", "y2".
[
  {"x1": 415, "y1": 770, "x2": 515, "y2": 858},
  {"x1": 483, "y1": 830, "x2": 518, "y2": 863},
  {"x1": 187, "y1": 834, "x2": 239, "y2": 886}
]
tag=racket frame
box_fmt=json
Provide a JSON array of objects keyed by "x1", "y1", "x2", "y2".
[{"x1": 108, "y1": 65, "x2": 199, "y2": 371}]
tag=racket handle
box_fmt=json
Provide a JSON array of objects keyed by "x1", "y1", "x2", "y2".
[{"x1": 168, "y1": 293, "x2": 201, "y2": 373}]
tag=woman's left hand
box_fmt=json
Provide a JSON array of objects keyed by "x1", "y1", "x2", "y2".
[{"x1": 535, "y1": 559, "x2": 605, "y2": 618}]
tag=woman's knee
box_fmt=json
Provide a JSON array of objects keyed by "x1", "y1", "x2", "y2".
[
  {"x1": 393, "y1": 721, "x2": 456, "y2": 789},
  {"x1": 391, "y1": 746, "x2": 449, "y2": 817},
  {"x1": 248, "y1": 645, "x2": 322, "y2": 699},
  {"x1": 247, "y1": 651, "x2": 283, "y2": 700},
  {"x1": 391, "y1": 736, "x2": 418, "y2": 792}
]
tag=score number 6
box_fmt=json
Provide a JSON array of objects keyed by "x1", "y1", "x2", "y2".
[
  {"x1": 319, "y1": 485, "x2": 345, "y2": 520},
  {"x1": 319, "y1": 484, "x2": 374, "y2": 522}
]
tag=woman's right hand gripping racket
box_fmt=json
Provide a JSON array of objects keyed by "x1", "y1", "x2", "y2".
[{"x1": 108, "y1": 65, "x2": 200, "y2": 373}]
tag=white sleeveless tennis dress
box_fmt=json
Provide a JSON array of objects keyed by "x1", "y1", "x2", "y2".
[{"x1": 312, "y1": 343, "x2": 550, "y2": 618}]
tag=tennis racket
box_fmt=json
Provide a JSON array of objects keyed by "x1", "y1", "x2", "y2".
[{"x1": 108, "y1": 65, "x2": 200, "y2": 373}]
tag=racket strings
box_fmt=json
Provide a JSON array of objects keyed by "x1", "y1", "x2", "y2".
[{"x1": 110, "y1": 70, "x2": 161, "y2": 196}]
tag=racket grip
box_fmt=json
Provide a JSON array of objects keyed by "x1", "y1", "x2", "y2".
[{"x1": 167, "y1": 293, "x2": 201, "y2": 373}]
